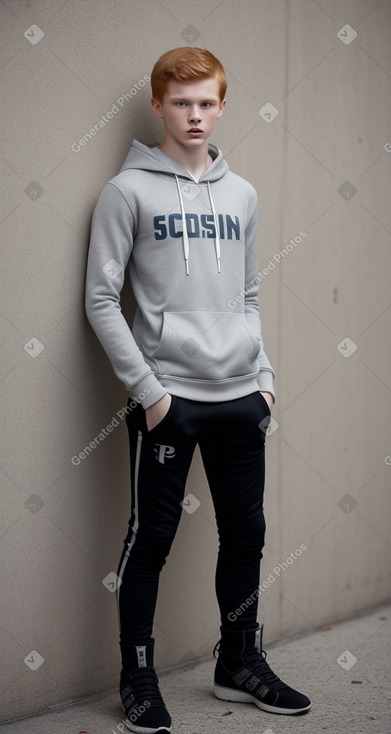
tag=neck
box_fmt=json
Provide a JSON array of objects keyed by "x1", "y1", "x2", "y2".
[{"x1": 159, "y1": 139, "x2": 212, "y2": 180}]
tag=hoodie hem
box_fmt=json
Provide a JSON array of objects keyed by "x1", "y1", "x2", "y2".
[{"x1": 157, "y1": 374, "x2": 263, "y2": 403}]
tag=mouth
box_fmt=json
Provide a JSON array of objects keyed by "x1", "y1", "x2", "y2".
[{"x1": 187, "y1": 128, "x2": 203, "y2": 134}]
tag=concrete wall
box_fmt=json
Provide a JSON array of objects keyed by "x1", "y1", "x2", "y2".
[{"x1": 1, "y1": 0, "x2": 390, "y2": 722}]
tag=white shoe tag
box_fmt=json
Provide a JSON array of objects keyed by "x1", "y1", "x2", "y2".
[
  {"x1": 255, "y1": 628, "x2": 261, "y2": 652},
  {"x1": 136, "y1": 645, "x2": 147, "y2": 667}
]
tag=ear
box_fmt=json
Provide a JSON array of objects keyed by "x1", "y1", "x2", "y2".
[
  {"x1": 151, "y1": 97, "x2": 164, "y2": 118},
  {"x1": 217, "y1": 99, "x2": 227, "y2": 119}
]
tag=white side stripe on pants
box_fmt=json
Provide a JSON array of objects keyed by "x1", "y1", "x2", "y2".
[{"x1": 116, "y1": 429, "x2": 143, "y2": 634}]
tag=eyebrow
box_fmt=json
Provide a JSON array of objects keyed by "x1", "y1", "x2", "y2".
[{"x1": 170, "y1": 96, "x2": 218, "y2": 103}]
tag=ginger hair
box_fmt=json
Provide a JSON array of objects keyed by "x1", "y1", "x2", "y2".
[{"x1": 151, "y1": 47, "x2": 227, "y2": 102}]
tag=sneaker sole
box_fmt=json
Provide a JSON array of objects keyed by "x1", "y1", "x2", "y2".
[
  {"x1": 121, "y1": 705, "x2": 172, "y2": 733},
  {"x1": 214, "y1": 683, "x2": 311, "y2": 715}
]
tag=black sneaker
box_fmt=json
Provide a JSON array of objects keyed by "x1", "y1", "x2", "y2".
[
  {"x1": 213, "y1": 625, "x2": 311, "y2": 715},
  {"x1": 120, "y1": 641, "x2": 171, "y2": 733}
]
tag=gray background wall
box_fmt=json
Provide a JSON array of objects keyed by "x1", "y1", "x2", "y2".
[{"x1": 1, "y1": 0, "x2": 390, "y2": 723}]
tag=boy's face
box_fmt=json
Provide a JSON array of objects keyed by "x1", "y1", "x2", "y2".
[{"x1": 151, "y1": 76, "x2": 226, "y2": 150}]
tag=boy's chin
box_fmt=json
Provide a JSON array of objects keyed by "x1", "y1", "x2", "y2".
[{"x1": 183, "y1": 136, "x2": 207, "y2": 146}]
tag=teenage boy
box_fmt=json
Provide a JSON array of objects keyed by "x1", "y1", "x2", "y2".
[{"x1": 85, "y1": 47, "x2": 311, "y2": 734}]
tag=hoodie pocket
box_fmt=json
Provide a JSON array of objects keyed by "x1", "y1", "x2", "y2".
[{"x1": 154, "y1": 311, "x2": 260, "y2": 381}]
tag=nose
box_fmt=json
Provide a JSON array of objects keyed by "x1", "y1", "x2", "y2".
[{"x1": 189, "y1": 105, "x2": 201, "y2": 123}]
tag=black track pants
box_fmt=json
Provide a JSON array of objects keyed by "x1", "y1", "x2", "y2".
[{"x1": 117, "y1": 391, "x2": 270, "y2": 646}]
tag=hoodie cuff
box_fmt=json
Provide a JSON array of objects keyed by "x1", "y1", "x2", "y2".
[
  {"x1": 257, "y1": 370, "x2": 275, "y2": 402},
  {"x1": 129, "y1": 373, "x2": 167, "y2": 409}
]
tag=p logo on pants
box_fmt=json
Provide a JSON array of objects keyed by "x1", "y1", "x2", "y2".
[{"x1": 154, "y1": 444, "x2": 176, "y2": 464}]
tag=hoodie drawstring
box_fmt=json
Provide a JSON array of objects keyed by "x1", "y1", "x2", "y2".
[
  {"x1": 207, "y1": 181, "x2": 221, "y2": 274},
  {"x1": 175, "y1": 175, "x2": 221, "y2": 276},
  {"x1": 175, "y1": 176, "x2": 190, "y2": 276}
]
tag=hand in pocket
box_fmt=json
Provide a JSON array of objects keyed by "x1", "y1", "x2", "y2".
[
  {"x1": 259, "y1": 391, "x2": 273, "y2": 414},
  {"x1": 145, "y1": 393, "x2": 172, "y2": 431}
]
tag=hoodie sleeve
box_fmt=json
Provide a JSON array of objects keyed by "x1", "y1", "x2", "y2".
[
  {"x1": 243, "y1": 188, "x2": 276, "y2": 401},
  {"x1": 85, "y1": 182, "x2": 167, "y2": 408}
]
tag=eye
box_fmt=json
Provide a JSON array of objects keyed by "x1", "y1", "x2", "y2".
[
  {"x1": 201, "y1": 102, "x2": 211, "y2": 108},
  {"x1": 176, "y1": 101, "x2": 187, "y2": 107}
]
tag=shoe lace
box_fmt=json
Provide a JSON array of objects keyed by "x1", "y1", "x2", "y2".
[
  {"x1": 122, "y1": 667, "x2": 166, "y2": 707},
  {"x1": 244, "y1": 648, "x2": 287, "y2": 692},
  {"x1": 214, "y1": 639, "x2": 286, "y2": 693}
]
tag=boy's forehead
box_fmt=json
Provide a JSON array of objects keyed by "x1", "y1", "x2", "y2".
[{"x1": 164, "y1": 76, "x2": 220, "y2": 100}]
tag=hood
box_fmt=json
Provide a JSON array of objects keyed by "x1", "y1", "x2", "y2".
[
  {"x1": 119, "y1": 140, "x2": 229, "y2": 275},
  {"x1": 119, "y1": 139, "x2": 229, "y2": 181}
]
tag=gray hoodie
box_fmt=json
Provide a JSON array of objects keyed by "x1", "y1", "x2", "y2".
[{"x1": 85, "y1": 140, "x2": 275, "y2": 408}]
